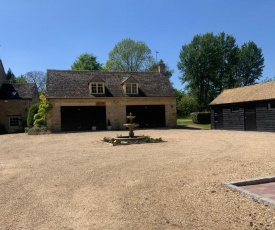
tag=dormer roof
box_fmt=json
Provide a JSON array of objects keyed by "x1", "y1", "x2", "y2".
[
  {"x1": 89, "y1": 75, "x2": 105, "y2": 83},
  {"x1": 121, "y1": 76, "x2": 138, "y2": 85}
]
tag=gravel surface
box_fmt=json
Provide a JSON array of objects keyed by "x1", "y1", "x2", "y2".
[{"x1": 1, "y1": 129, "x2": 275, "y2": 229}]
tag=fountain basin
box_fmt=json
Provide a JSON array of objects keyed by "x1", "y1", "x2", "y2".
[
  {"x1": 123, "y1": 123, "x2": 139, "y2": 128},
  {"x1": 114, "y1": 135, "x2": 146, "y2": 144}
]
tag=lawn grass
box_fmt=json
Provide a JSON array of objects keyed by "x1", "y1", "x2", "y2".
[{"x1": 177, "y1": 118, "x2": 211, "y2": 129}]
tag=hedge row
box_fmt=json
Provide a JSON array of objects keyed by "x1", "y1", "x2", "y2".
[{"x1": 191, "y1": 112, "x2": 211, "y2": 124}]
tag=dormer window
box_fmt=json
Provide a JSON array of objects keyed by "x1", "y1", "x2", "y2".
[
  {"x1": 126, "y1": 83, "x2": 138, "y2": 94},
  {"x1": 90, "y1": 83, "x2": 104, "y2": 94},
  {"x1": 121, "y1": 76, "x2": 139, "y2": 95},
  {"x1": 89, "y1": 76, "x2": 105, "y2": 94}
]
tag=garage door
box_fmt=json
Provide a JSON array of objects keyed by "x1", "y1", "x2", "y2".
[
  {"x1": 126, "y1": 105, "x2": 165, "y2": 128},
  {"x1": 61, "y1": 106, "x2": 106, "y2": 131}
]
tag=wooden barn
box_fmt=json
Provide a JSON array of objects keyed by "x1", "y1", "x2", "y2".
[{"x1": 210, "y1": 82, "x2": 275, "y2": 132}]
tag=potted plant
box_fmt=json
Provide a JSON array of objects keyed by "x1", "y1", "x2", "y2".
[
  {"x1": 92, "y1": 120, "x2": 96, "y2": 131},
  {"x1": 107, "y1": 119, "x2": 112, "y2": 130}
]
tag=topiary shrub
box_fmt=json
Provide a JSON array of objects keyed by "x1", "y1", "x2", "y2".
[
  {"x1": 191, "y1": 112, "x2": 211, "y2": 124},
  {"x1": 33, "y1": 95, "x2": 52, "y2": 127},
  {"x1": 27, "y1": 103, "x2": 40, "y2": 128}
]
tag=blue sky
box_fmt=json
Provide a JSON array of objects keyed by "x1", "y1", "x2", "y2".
[{"x1": 1, "y1": 0, "x2": 274, "y2": 90}]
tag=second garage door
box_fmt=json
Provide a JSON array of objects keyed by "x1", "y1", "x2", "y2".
[{"x1": 126, "y1": 105, "x2": 165, "y2": 128}]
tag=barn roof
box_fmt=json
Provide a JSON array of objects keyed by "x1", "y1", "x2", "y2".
[
  {"x1": 45, "y1": 70, "x2": 175, "y2": 98},
  {"x1": 0, "y1": 83, "x2": 38, "y2": 99},
  {"x1": 210, "y1": 82, "x2": 275, "y2": 105}
]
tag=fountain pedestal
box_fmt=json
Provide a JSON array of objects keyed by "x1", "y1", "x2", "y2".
[{"x1": 114, "y1": 112, "x2": 145, "y2": 143}]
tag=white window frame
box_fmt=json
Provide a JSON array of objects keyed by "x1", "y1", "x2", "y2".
[
  {"x1": 125, "y1": 83, "x2": 138, "y2": 94},
  {"x1": 9, "y1": 116, "x2": 21, "y2": 132},
  {"x1": 89, "y1": 82, "x2": 105, "y2": 94}
]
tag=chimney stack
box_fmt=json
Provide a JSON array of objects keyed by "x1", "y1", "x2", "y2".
[{"x1": 158, "y1": 62, "x2": 165, "y2": 75}]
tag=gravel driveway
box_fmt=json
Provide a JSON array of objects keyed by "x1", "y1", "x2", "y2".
[{"x1": 1, "y1": 129, "x2": 275, "y2": 229}]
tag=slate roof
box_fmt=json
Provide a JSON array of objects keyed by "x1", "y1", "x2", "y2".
[
  {"x1": 46, "y1": 70, "x2": 175, "y2": 98},
  {"x1": 210, "y1": 82, "x2": 275, "y2": 105},
  {"x1": 0, "y1": 83, "x2": 37, "y2": 99},
  {"x1": 0, "y1": 59, "x2": 7, "y2": 85}
]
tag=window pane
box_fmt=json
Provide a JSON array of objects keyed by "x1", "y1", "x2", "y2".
[
  {"x1": 10, "y1": 117, "x2": 19, "y2": 126},
  {"x1": 91, "y1": 84, "x2": 97, "y2": 93},
  {"x1": 132, "y1": 84, "x2": 137, "y2": 93},
  {"x1": 98, "y1": 83, "x2": 103, "y2": 93},
  {"x1": 126, "y1": 84, "x2": 131, "y2": 94}
]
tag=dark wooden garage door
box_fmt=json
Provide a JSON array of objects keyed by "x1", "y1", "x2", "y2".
[
  {"x1": 61, "y1": 106, "x2": 106, "y2": 131},
  {"x1": 126, "y1": 105, "x2": 165, "y2": 128}
]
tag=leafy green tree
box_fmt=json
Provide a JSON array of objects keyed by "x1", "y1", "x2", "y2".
[
  {"x1": 236, "y1": 41, "x2": 265, "y2": 86},
  {"x1": 106, "y1": 38, "x2": 155, "y2": 71},
  {"x1": 178, "y1": 32, "x2": 265, "y2": 111},
  {"x1": 178, "y1": 32, "x2": 221, "y2": 110},
  {"x1": 71, "y1": 53, "x2": 102, "y2": 70},
  {"x1": 16, "y1": 75, "x2": 27, "y2": 83},
  {"x1": 6, "y1": 68, "x2": 16, "y2": 83},
  {"x1": 174, "y1": 89, "x2": 185, "y2": 103},
  {"x1": 177, "y1": 94, "x2": 198, "y2": 118}
]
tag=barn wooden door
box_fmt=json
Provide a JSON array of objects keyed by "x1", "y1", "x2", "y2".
[
  {"x1": 244, "y1": 106, "x2": 256, "y2": 131},
  {"x1": 214, "y1": 109, "x2": 223, "y2": 129}
]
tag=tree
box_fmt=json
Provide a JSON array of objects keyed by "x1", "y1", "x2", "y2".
[
  {"x1": 178, "y1": 32, "x2": 222, "y2": 110},
  {"x1": 6, "y1": 68, "x2": 16, "y2": 83},
  {"x1": 261, "y1": 76, "x2": 275, "y2": 83},
  {"x1": 178, "y1": 32, "x2": 265, "y2": 111},
  {"x1": 149, "y1": 59, "x2": 174, "y2": 80},
  {"x1": 177, "y1": 94, "x2": 198, "y2": 118},
  {"x1": 106, "y1": 38, "x2": 155, "y2": 71},
  {"x1": 236, "y1": 41, "x2": 265, "y2": 86},
  {"x1": 71, "y1": 53, "x2": 102, "y2": 70},
  {"x1": 24, "y1": 71, "x2": 46, "y2": 93},
  {"x1": 16, "y1": 75, "x2": 27, "y2": 83}
]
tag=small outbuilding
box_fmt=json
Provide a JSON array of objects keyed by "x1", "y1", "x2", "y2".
[{"x1": 210, "y1": 82, "x2": 275, "y2": 132}]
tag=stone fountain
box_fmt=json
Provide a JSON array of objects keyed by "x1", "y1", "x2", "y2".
[
  {"x1": 124, "y1": 112, "x2": 139, "y2": 138},
  {"x1": 114, "y1": 112, "x2": 145, "y2": 143}
]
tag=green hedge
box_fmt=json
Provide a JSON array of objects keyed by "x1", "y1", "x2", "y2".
[{"x1": 191, "y1": 112, "x2": 210, "y2": 124}]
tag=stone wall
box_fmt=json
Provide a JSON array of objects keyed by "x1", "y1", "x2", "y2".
[
  {"x1": 0, "y1": 99, "x2": 32, "y2": 132},
  {"x1": 47, "y1": 97, "x2": 177, "y2": 132}
]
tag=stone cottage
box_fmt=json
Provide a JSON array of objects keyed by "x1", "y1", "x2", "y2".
[
  {"x1": 45, "y1": 64, "x2": 177, "y2": 132},
  {"x1": 0, "y1": 59, "x2": 39, "y2": 132}
]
